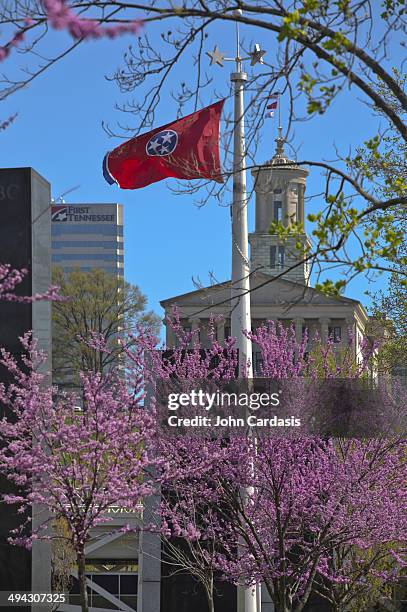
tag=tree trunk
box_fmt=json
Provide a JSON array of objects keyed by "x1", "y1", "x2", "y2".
[
  {"x1": 274, "y1": 594, "x2": 291, "y2": 612},
  {"x1": 77, "y1": 549, "x2": 89, "y2": 612},
  {"x1": 204, "y1": 574, "x2": 215, "y2": 612}
]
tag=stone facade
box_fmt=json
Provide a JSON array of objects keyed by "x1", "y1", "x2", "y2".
[{"x1": 161, "y1": 272, "x2": 368, "y2": 368}]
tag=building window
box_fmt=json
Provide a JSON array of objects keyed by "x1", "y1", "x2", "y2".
[
  {"x1": 254, "y1": 351, "x2": 263, "y2": 375},
  {"x1": 278, "y1": 246, "x2": 285, "y2": 267},
  {"x1": 52, "y1": 253, "x2": 123, "y2": 262},
  {"x1": 51, "y1": 240, "x2": 121, "y2": 250},
  {"x1": 273, "y1": 188, "x2": 283, "y2": 223},
  {"x1": 224, "y1": 326, "x2": 231, "y2": 339},
  {"x1": 270, "y1": 246, "x2": 285, "y2": 269},
  {"x1": 52, "y1": 225, "x2": 122, "y2": 236},
  {"x1": 69, "y1": 559, "x2": 138, "y2": 610},
  {"x1": 270, "y1": 246, "x2": 276, "y2": 268},
  {"x1": 328, "y1": 326, "x2": 342, "y2": 343},
  {"x1": 273, "y1": 200, "x2": 282, "y2": 222}
]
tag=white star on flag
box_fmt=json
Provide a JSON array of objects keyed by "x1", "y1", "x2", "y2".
[
  {"x1": 161, "y1": 132, "x2": 174, "y2": 144},
  {"x1": 147, "y1": 139, "x2": 161, "y2": 153}
]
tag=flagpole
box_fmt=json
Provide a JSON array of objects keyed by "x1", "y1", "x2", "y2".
[
  {"x1": 230, "y1": 11, "x2": 253, "y2": 380},
  {"x1": 278, "y1": 92, "x2": 281, "y2": 128},
  {"x1": 206, "y1": 23, "x2": 267, "y2": 612},
  {"x1": 231, "y1": 16, "x2": 257, "y2": 612}
]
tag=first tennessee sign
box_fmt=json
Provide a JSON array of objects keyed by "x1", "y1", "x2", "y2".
[{"x1": 51, "y1": 205, "x2": 115, "y2": 223}]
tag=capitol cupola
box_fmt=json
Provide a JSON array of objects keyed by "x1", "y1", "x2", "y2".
[{"x1": 249, "y1": 127, "x2": 311, "y2": 284}]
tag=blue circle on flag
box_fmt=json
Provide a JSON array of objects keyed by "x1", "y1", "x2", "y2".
[{"x1": 146, "y1": 130, "x2": 178, "y2": 157}]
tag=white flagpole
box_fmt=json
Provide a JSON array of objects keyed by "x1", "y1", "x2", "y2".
[
  {"x1": 206, "y1": 20, "x2": 267, "y2": 612},
  {"x1": 231, "y1": 16, "x2": 257, "y2": 612},
  {"x1": 230, "y1": 12, "x2": 253, "y2": 380}
]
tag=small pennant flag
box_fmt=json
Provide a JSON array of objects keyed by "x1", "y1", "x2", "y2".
[
  {"x1": 103, "y1": 100, "x2": 225, "y2": 190},
  {"x1": 266, "y1": 93, "x2": 279, "y2": 118}
]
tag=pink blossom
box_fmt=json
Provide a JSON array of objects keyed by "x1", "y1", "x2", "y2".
[
  {"x1": 0, "y1": 31, "x2": 25, "y2": 62},
  {"x1": 43, "y1": 0, "x2": 141, "y2": 40},
  {"x1": 0, "y1": 263, "x2": 61, "y2": 302},
  {"x1": 0, "y1": 1, "x2": 142, "y2": 66},
  {"x1": 0, "y1": 334, "x2": 158, "y2": 555}
]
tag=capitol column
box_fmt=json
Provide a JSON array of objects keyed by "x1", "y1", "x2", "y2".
[
  {"x1": 216, "y1": 319, "x2": 225, "y2": 345},
  {"x1": 298, "y1": 183, "x2": 305, "y2": 225},
  {"x1": 319, "y1": 317, "x2": 331, "y2": 343},
  {"x1": 189, "y1": 317, "x2": 201, "y2": 343},
  {"x1": 295, "y1": 317, "x2": 305, "y2": 344},
  {"x1": 164, "y1": 318, "x2": 176, "y2": 349},
  {"x1": 345, "y1": 316, "x2": 356, "y2": 355}
]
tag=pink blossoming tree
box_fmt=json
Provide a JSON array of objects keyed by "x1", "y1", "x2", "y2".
[
  {"x1": 210, "y1": 435, "x2": 406, "y2": 612},
  {"x1": 0, "y1": 311, "x2": 405, "y2": 612},
  {"x1": 0, "y1": 334, "x2": 157, "y2": 612},
  {"x1": 136, "y1": 315, "x2": 407, "y2": 612}
]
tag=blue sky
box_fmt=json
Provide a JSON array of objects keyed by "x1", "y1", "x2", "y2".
[{"x1": 0, "y1": 15, "x2": 397, "y2": 319}]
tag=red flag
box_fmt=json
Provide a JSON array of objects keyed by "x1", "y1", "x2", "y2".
[
  {"x1": 266, "y1": 93, "x2": 279, "y2": 118},
  {"x1": 103, "y1": 100, "x2": 225, "y2": 189}
]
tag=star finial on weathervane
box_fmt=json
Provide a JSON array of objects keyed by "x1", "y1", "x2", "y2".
[
  {"x1": 249, "y1": 43, "x2": 266, "y2": 66},
  {"x1": 206, "y1": 45, "x2": 226, "y2": 67}
]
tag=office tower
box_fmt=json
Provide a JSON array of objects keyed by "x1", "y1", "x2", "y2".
[{"x1": 51, "y1": 203, "x2": 123, "y2": 276}]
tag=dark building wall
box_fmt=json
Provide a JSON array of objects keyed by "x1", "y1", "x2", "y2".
[
  {"x1": 0, "y1": 168, "x2": 51, "y2": 598},
  {"x1": 0, "y1": 168, "x2": 32, "y2": 349},
  {"x1": 161, "y1": 567, "x2": 236, "y2": 612}
]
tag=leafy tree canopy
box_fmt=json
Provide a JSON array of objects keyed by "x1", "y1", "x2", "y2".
[{"x1": 52, "y1": 266, "x2": 160, "y2": 389}]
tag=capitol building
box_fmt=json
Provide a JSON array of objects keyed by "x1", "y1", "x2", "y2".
[{"x1": 161, "y1": 131, "x2": 370, "y2": 368}]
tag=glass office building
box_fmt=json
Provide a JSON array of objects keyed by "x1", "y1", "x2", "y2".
[{"x1": 51, "y1": 203, "x2": 124, "y2": 276}]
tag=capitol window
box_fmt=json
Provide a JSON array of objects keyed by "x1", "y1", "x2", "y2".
[
  {"x1": 328, "y1": 326, "x2": 342, "y2": 343},
  {"x1": 270, "y1": 246, "x2": 285, "y2": 268}
]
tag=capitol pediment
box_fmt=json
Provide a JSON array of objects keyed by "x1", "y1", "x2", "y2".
[{"x1": 160, "y1": 271, "x2": 358, "y2": 312}]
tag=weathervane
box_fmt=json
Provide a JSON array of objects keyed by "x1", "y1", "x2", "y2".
[{"x1": 206, "y1": 41, "x2": 266, "y2": 68}]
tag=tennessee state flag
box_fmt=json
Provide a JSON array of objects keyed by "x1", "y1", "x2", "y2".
[{"x1": 103, "y1": 100, "x2": 225, "y2": 189}]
